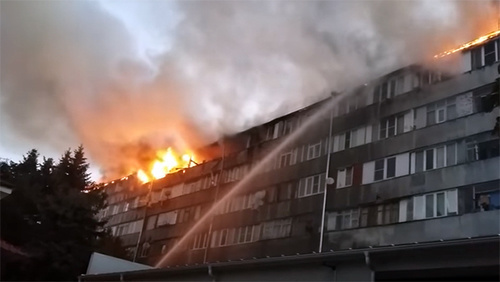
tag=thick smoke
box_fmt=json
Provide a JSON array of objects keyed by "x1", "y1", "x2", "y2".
[{"x1": 1, "y1": 0, "x2": 498, "y2": 180}]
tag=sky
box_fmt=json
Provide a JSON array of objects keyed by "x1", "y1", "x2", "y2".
[{"x1": 0, "y1": 0, "x2": 498, "y2": 181}]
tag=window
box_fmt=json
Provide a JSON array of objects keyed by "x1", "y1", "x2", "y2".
[
  {"x1": 471, "y1": 46, "x2": 483, "y2": 69},
  {"x1": 427, "y1": 97, "x2": 457, "y2": 125},
  {"x1": 484, "y1": 40, "x2": 497, "y2": 66},
  {"x1": 298, "y1": 174, "x2": 324, "y2": 198},
  {"x1": 376, "y1": 203, "x2": 399, "y2": 225},
  {"x1": 262, "y1": 218, "x2": 292, "y2": 239},
  {"x1": 219, "y1": 229, "x2": 229, "y2": 246},
  {"x1": 379, "y1": 116, "x2": 396, "y2": 139},
  {"x1": 112, "y1": 205, "x2": 119, "y2": 215},
  {"x1": 114, "y1": 219, "x2": 144, "y2": 236},
  {"x1": 336, "y1": 166, "x2": 353, "y2": 188},
  {"x1": 363, "y1": 153, "x2": 409, "y2": 184},
  {"x1": 425, "y1": 92, "x2": 477, "y2": 126},
  {"x1": 327, "y1": 209, "x2": 359, "y2": 230},
  {"x1": 157, "y1": 211, "x2": 178, "y2": 226},
  {"x1": 212, "y1": 225, "x2": 260, "y2": 247},
  {"x1": 146, "y1": 215, "x2": 157, "y2": 230},
  {"x1": 266, "y1": 121, "x2": 284, "y2": 140},
  {"x1": 425, "y1": 192, "x2": 445, "y2": 218},
  {"x1": 374, "y1": 157, "x2": 395, "y2": 181},
  {"x1": 386, "y1": 157, "x2": 396, "y2": 178},
  {"x1": 374, "y1": 159, "x2": 384, "y2": 181},
  {"x1": 307, "y1": 142, "x2": 321, "y2": 160},
  {"x1": 413, "y1": 190, "x2": 458, "y2": 220},
  {"x1": 235, "y1": 226, "x2": 256, "y2": 244},
  {"x1": 278, "y1": 149, "x2": 296, "y2": 168},
  {"x1": 413, "y1": 143, "x2": 457, "y2": 173},
  {"x1": 476, "y1": 190, "x2": 500, "y2": 211},
  {"x1": 344, "y1": 131, "x2": 351, "y2": 150},
  {"x1": 419, "y1": 70, "x2": 443, "y2": 86},
  {"x1": 224, "y1": 165, "x2": 248, "y2": 183},
  {"x1": 466, "y1": 139, "x2": 500, "y2": 162},
  {"x1": 373, "y1": 77, "x2": 399, "y2": 102},
  {"x1": 151, "y1": 190, "x2": 162, "y2": 203},
  {"x1": 123, "y1": 202, "x2": 130, "y2": 212},
  {"x1": 283, "y1": 119, "x2": 294, "y2": 135},
  {"x1": 360, "y1": 208, "x2": 369, "y2": 227},
  {"x1": 379, "y1": 111, "x2": 413, "y2": 139},
  {"x1": 192, "y1": 232, "x2": 208, "y2": 250},
  {"x1": 333, "y1": 125, "x2": 372, "y2": 152},
  {"x1": 178, "y1": 205, "x2": 200, "y2": 223}
]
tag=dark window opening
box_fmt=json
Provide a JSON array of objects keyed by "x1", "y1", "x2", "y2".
[
  {"x1": 387, "y1": 117, "x2": 396, "y2": 137},
  {"x1": 477, "y1": 139, "x2": 500, "y2": 160},
  {"x1": 386, "y1": 157, "x2": 396, "y2": 178},
  {"x1": 374, "y1": 159, "x2": 385, "y2": 181},
  {"x1": 425, "y1": 149, "x2": 434, "y2": 170},
  {"x1": 484, "y1": 41, "x2": 496, "y2": 66},
  {"x1": 345, "y1": 131, "x2": 351, "y2": 149}
]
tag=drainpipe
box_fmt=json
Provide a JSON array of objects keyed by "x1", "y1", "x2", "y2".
[
  {"x1": 208, "y1": 264, "x2": 216, "y2": 282},
  {"x1": 319, "y1": 102, "x2": 334, "y2": 253},
  {"x1": 133, "y1": 179, "x2": 153, "y2": 262},
  {"x1": 204, "y1": 139, "x2": 226, "y2": 263},
  {"x1": 364, "y1": 251, "x2": 375, "y2": 281}
]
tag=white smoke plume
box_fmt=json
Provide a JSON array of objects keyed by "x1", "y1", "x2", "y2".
[{"x1": 1, "y1": 0, "x2": 498, "y2": 180}]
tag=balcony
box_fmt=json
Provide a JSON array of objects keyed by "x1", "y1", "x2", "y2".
[{"x1": 324, "y1": 209, "x2": 500, "y2": 251}]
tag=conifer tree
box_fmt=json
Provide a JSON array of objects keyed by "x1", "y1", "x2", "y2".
[{"x1": 0, "y1": 147, "x2": 125, "y2": 281}]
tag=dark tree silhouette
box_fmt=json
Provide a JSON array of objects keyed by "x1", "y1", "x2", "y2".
[{"x1": 0, "y1": 147, "x2": 126, "y2": 281}]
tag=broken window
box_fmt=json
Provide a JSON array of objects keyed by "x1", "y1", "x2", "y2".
[{"x1": 484, "y1": 40, "x2": 497, "y2": 66}]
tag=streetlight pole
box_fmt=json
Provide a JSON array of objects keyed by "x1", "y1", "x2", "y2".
[{"x1": 319, "y1": 95, "x2": 335, "y2": 253}]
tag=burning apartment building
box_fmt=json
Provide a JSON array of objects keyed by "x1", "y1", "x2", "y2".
[{"x1": 81, "y1": 32, "x2": 500, "y2": 281}]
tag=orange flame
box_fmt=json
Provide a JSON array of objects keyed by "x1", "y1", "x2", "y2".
[
  {"x1": 137, "y1": 147, "x2": 196, "y2": 183},
  {"x1": 434, "y1": 29, "x2": 500, "y2": 59}
]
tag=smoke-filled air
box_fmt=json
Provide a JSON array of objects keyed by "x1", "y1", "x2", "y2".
[{"x1": 1, "y1": 0, "x2": 498, "y2": 180}]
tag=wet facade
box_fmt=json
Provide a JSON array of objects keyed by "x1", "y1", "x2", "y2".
[{"x1": 85, "y1": 37, "x2": 500, "y2": 281}]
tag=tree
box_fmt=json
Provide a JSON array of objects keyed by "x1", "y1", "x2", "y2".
[{"x1": 0, "y1": 147, "x2": 126, "y2": 281}]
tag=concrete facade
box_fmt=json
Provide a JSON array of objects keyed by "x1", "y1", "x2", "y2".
[{"x1": 82, "y1": 36, "x2": 500, "y2": 281}]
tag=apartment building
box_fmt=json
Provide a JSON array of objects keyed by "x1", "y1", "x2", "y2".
[{"x1": 84, "y1": 36, "x2": 500, "y2": 281}]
